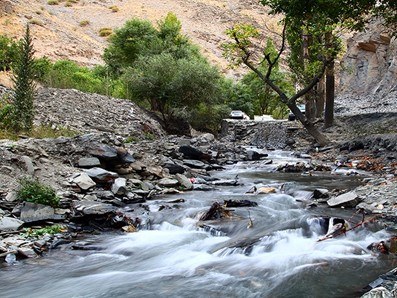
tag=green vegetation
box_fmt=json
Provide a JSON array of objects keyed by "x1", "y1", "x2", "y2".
[
  {"x1": 21, "y1": 225, "x2": 66, "y2": 238},
  {"x1": 79, "y1": 20, "x2": 90, "y2": 27},
  {"x1": 0, "y1": 35, "x2": 19, "y2": 71},
  {"x1": 10, "y1": 25, "x2": 36, "y2": 133},
  {"x1": 99, "y1": 27, "x2": 112, "y2": 37},
  {"x1": 47, "y1": 0, "x2": 59, "y2": 5},
  {"x1": 17, "y1": 177, "x2": 60, "y2": 207},
  {"x1": 109, "y1": 5, "x2": 119, "y2": 12}
]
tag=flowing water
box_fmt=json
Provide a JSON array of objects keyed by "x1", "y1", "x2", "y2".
[{"x1": 1, "y1": 150, "x2": 395, "y2": 298}]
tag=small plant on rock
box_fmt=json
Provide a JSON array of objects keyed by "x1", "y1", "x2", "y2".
[{"x1": 17, "y1": 177, "x2": 59, "y2": 207}]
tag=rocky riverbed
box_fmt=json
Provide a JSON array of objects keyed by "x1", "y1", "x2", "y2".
[{"x1": 0, "y1": 85, "x2": 397, "y2": 297}]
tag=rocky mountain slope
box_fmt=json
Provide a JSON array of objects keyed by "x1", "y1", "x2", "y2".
[{"x1": 0, "y1": 0, "x2": 274, "y2": 81}]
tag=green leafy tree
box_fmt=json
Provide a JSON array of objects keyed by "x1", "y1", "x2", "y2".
[
  {"x1": 123, "y1": 53, "x2": 221, "y2": 129},
  {"x1": 0, "y1": 35, "x2": 20, "y2": 71},
  {"x1": 10, "y1": 24, "x2": 36, "y2": 132}
]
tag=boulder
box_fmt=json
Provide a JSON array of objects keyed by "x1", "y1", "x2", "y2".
[
  {"x1": 327, "y1": 191, "x2": 361, "y2": 208},
  {"x1": 111, "y1": 178, "x2": 127, "y2": 196},
  {"x1": 175, "y1": 173, "x2": 193, "y2": 190},
  {"x1": 71, "y1": 173, "x2": 96, "y2": 190},
  {"x1": 20, "y1": 202, "x2": 59, "y2": 223},
  {"x1": 78, "y1": 157, "x2": 101, "y2": 168},
  {"x1": 84, "y1": 167, "x2": 118, "y2": 183},
  {"x1": 0, "y1": 217, "x2": 24, "y2": 231},
  {"x1": 157, "y1": 178, "x2": 179, "y2": 188},
  {"x1": 72, "y1": 201, "x2": 116, "y2": 215}
]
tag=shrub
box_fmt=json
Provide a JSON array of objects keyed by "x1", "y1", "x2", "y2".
[
  {"x1": 109, "y1": 5, "x2": 119, "y2": 12},
  {"x1": 21, "y1": 224, "x2": 66, "y2": 238},
  {"x1": 79, "y1": 20, "x2": 90, "y2": 27},
  {"x1": 99, "y1": 27, "x2": 112, "y2": 37},
  {"x1": 17, "y1": 177, "x2": 60, "y2": 207},
  {"x1": 47, "y1": 0, "x2": 59, "y2": 5}
]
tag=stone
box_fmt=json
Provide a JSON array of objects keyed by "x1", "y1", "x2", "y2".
[
  {"x1": 327, "y1": 191, "x2": 361, "y2": 208},
  {"x1": 88, "y1": 143, "x2": 118, "y2": 160},
  {"x1": 0, "y1": 217, "x2": 24, "y2": 231},
  {"x1": 111, "y1": 178, "x2": 127, "y2": 196},
  {"x1": 20, "y1": 202, "x2": 57, "y2": 223},
  {"x1": 257, "y1": 187, "x2": 277, "y2": 194},
  {"x1": 157, "y1": 178, "x2": 179, "y2": 188},
  {"x1": 17, "y1": 247, "x2": 37, "y2": 258},
  {"x1": 164, "y1": 162, "x2": 185, "y2": 174},
  {"x1": 183, "y1": 159, "x2": 206, "y2": 169},
  {"x1": 72, "y1": 173, "x2": 96, "y2": 190},
  {"x1": 5, "y1": 191, "x2": 17, "y2": 202},
  {"x1": 246, "y1": 150, "x2": 268, "y2": 161},
  {"x1": 84, "y1": 167, "x2": 119, "y2": 183},
  {"x1": 20, "y1": 155, "x2": 35, "y2": 175},
  {"x1": 116, "y1": 147, "x2": 135, "y2": 163},
  {"x1": 72, "y1": 201, "x2": 116, "y2": 215},
  {"x1": 78, "y1": 157, "x2": 101, "y2": 168},
  {"x1": 179, "y1": 145, "x2": 210, "y2": 160},
  {"x1": 313, "y1": 188, "x2": 329, "y2": 199},
  {"x1": 175, "y1": 173, "x2": 193, "y2": 190}
]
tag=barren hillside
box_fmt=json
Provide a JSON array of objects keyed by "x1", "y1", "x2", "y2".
[{"x1": 0, "y1": 0, "x2": 278, "y2": 79}]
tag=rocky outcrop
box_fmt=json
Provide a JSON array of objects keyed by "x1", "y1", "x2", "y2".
[{"x1": 339, "y1": 19, "x2": 397, "y2": 97}]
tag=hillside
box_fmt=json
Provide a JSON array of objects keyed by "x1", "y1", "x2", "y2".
[{"x1": 0, "y1": 0, "x2": 278, "y2": 81}]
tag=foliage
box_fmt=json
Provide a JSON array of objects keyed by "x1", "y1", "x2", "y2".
[
  {"x1": 0, "y1": 93, "x2": 13, "y2": 129},
  {"x1": 47, "y1": 0, "x2": 59, "y2": 5},
  {"x1": 79, "y1": 20, "x2": 90, "y2": 27},
  {"x1": 189, "y1": 102, "x2": 230, "y2": 134},
  {"x1": 0, "y1": 35, "x2": 20, "y2": 71},
  {"x1": 103, "y1": 13, "x2": 202, "y2": 76},
  {"x1": 0, "y1": 124, "x2": 77, "y2": 140},
  {"x1": 10, "y1": 25, "x2": 36, "y2": 132},
  {"x1": 99, "y1": 28, "x2": 112, "y2": 37},
  {"x1": 21, "y1": 225, "x2": 66, "y2": 238},
  {"x1": 17, "y1": 177, "x2": 60, "y2": 207},
  {"x1": 123, "y1": 53, "x2": 221, "y2": 127}
]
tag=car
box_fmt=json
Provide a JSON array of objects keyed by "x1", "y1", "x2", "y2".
[
  {"x1": 288, "y1": 104, "x2": 305, "y2": 121},
  {"x1": 230, "y1": 110, "x2": 249, "y2": 120}
]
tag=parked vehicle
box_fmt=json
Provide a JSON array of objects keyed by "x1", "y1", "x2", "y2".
[
  {"x1": 230, "y1": 110, "x2": 249, "y2": 120},
  {"x1": 288, "y1": 104, "x2": 305, "y2": 121}
]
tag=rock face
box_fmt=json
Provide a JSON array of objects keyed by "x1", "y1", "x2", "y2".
[{"x1": 339, "y1": 19, "x2": 397, "y2": 97}]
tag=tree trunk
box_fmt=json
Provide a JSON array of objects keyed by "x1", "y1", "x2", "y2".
[
  {"x1": 316, "y1": 75, "x2": 325, "y2": 118},
  {"x1": 324, "y1": 32, "x2": 335, "y2": 128},
  {"x1": 324, "y1": 59, "x2": 335, "y2": 127}
]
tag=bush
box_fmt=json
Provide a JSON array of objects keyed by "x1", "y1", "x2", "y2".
[
  {"x1": 17, "y1": 177, "x2": 59, "y2": 207},
  {"x1": 109, "y1": 5, "x2": 119, "y2": 12},
  {"x1": 0, "y1": 35, "x2": 20, "y2": 71},
  {"x1": 99, "y1": 28, "x2": 112, "y2": 37},
  {"x1": 47, "y1": 0, "x2": 59, "y2": 5},
  {"x1": 79, "y1": 20, "x2": 90, "y2": 27}
]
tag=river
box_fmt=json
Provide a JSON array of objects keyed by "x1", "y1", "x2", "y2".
[{"x1": 0, "y1": 150, "x2": 395, "y2": 298}]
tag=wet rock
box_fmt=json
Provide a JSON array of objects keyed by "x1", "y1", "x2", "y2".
[
  {"x1": 257, "y1": 187, "x2": 277, "y2": 194},
  {"x1": 199, "y1": 202, "x2": 233, "y2": 221},
  {"x1": 327, "y1": 191, "x2": 361, "y2": 208},
  {"x1": 246, "y1": 150, "x2": 268, "y2": 161},
  {"x1": 313, "y1": 188, "x2": 330, "y2": 199},
  {"x1": 0, "y1": 216, "x2": 24, "y2": 231},
  {"x1": 223, "y1": 200, "x2": 258, "y2": 207},
  {"x1": 78, "y1": 157, "x2": 101, "y2": 168},
  {"x1": 88, "y1": 143, "x2": 118, "y2": 160}
]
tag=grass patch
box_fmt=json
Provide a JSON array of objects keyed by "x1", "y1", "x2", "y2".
[
  {"x1": 21, "y1": 224, "x2": 66, "y2": 238},
  {"x1": 109, "y1": 5, "x2": 119, "y2": 12},
  {"x1": 0, "y1": 125, "x2": 78, "y2": 140},
  {"x1": 17, "y1": 177, "x2": 60, "y2": 207},
  {"x1": 79, "y1": 20, "x2": 90, "y2": 27},
  {"x1": 99, "y1": 27, "x2": 112, "y2": 37}
]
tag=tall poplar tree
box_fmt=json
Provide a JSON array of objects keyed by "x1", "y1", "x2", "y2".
[{"x1": 11, "y1": 24, "x2": 36, "y2": 132}]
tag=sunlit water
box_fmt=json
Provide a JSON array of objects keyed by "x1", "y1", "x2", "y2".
[{"x1": 0, "y1": 150, "x2": 395, "y2": 298}]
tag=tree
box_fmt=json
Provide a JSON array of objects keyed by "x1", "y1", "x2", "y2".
[
  {"x1": 0, "y1": 35, "x2": 20, "y2": 71},
  {"x1": 10, "y1": 24, "x2": 36, "y2": 132},
  {"x1": 123, "y1": 53, "x2": 221, "y2": 128},
  {"x1": 223, "y1": 22, "x2": 331, "y2": 146}
]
